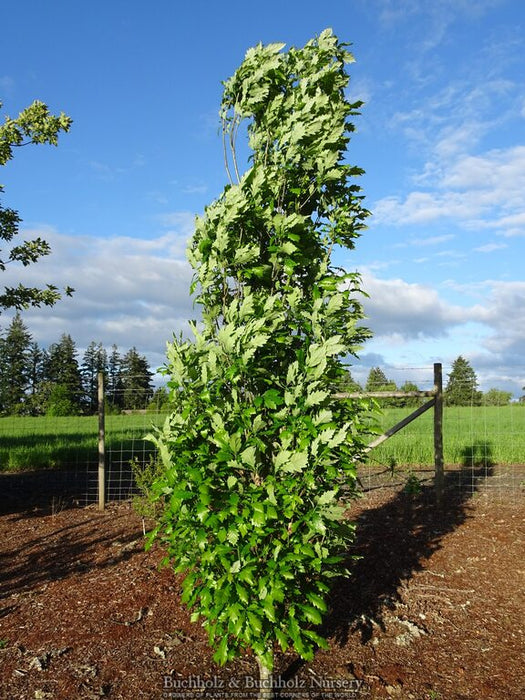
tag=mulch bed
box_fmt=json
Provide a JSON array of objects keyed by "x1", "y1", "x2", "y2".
[{"x1": 0, "y1": 466, "x2": 523, "y2": 699}]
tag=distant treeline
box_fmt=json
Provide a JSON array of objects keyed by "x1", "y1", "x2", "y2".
[
  {"x1": 0, "y1": 313, "x2": 165, "y2": 416},
  {"x1": 342, "y1": 356, "x2": 516, "y2": 407},
  {"x1": 1, "y1": 313, "x2": 517, "y2": 417}
]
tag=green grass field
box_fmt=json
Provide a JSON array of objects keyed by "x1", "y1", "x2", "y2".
[
  {"x1": 370, "y1": 404, "x2": 525, "y2": 468},
  {"x1": 0, "y1": 412, "x2": 166, "y2": 472},
  {"x1": 0, "y1": 405, "x2": 524, "y2": 473}
]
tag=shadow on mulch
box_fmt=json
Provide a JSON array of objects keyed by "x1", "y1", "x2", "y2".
[
  {"x1": 1, "y1": 440, "x2": 500, "y2": 690},
  {"x1": 0, "y1": 506, "x2": 144, "y2": 601},
  {"x1": 0, "y1": 468, "x2": 139, "y2": 519},
  {"x1": 278, "y1": 443, "x2": 495, "y2": 687}
]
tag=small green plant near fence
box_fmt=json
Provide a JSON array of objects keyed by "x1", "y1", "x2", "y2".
[{"x1": 130, "y1": 455, "x2": 165, "y2": 521}]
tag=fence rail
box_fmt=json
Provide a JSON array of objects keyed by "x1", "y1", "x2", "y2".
[
  {"x1": 1, "y1": 365, "x2": 524, "y2": 513},
  {"x1": 333, "y1": 363, "x2": 445, "y2": 503}
]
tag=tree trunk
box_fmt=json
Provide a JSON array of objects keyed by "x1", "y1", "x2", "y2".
[{"x1": 256, "y1": 654, "x2": 273, "y2": 700}]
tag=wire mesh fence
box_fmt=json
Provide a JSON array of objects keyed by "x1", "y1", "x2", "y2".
[
  {"x1": 0, "y1": 380, "x2": 166, "y2": 512},
  {"x1": 0, "y1": 367, "x2": 524, "y2": 513},
  {"x1": 357, "y1": 365, "x2": 525, "y2": 499}
]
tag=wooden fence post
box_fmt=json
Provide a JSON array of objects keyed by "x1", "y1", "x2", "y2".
[
  {"x1": 434, "y1": 362, "x2": 444, "y2": 503},
  {"x1": 98, "y1": 371, "x2": 105, "y2": 511}
]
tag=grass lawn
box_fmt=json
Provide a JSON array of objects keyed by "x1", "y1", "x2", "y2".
[
  {"x1": 371, "y1": 404, "x2": 525, "y2": 468},
  {"x1": 1, "y1": 405, "x2": 524, "y2": 473}
]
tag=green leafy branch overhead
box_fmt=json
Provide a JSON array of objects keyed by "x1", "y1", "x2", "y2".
[{"x1": 0, "y1": 100, "x2": 73, "y2": 312}]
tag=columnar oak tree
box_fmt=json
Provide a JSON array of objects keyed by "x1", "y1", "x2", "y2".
[{"x1": 147, "y1": 30, "x2": 371, "y2": 693}]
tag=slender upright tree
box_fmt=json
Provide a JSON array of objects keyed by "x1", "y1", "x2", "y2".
[
  {"x1": 0, "y1": 312, "x2": 33, "y2": 413},
  {"x1": 107, "y1": 344, "x2": 123, "y2": 409},
  {"x1": 147, "y1": 30, "x2": 371, "y2": 693},
  {"x1": 44, "y1": 333, "x2": 83, "y2": 413},
  {"x1": 81, "y1": 341, "x2": 108, "y2": 412},
  {"x1": 120, "y1": 347, "x2": 154, "y2": 410},
  {"x1": 445, "y1": 356, "x2": 482, "y2": 406}
]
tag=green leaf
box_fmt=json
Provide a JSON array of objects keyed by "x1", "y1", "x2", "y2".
[
  {"x1": 275, "y1": 628, "x2": 289, "y2": 652},
  {"x1": 213, "y1": 635, "x2": 229, "y2": 665},
  {"x1": 240, "y1": 445, "x2": 256, "y2": 467},
  {"x1": 305, "y1": 389, "x2": 329, "y2": 408},
  {"x1": 263, "y1": 388, "x2": 282, "y2": 409},
  {"x1": 235, "y1": 584, "x2": 250, "y2": 606},
  {"x1": 262, "y1": 596, "x2": 277, "y2": 622},
  {"x1": 247, "y1": 611, "x2": 262, "y2": 636},
  {"x1": 274, "y1": 449, "x2": 291, "y2": 470},
  {"x1": 317, "y1": 489, "x2": 338, "y2": 506},
  {"x1": 279, "y1": 450, "x2": 308, "y2": 473},
  {"x1": 230, "y1": 560, "x2": 242, "y2": 574},
  {"x1": 313, "y1": 408, "x2": 333, "y2": 426},
  {"x1": 252, "y1": 414, "x2": 265, "y2": 432},
  {"x1": 196, "y1": 502, "x2": 209, "y2": 522},
  {"x1": 306, "y1": 591, "x2": 328, "y2": 612},
  {"x1": 238, "y1": 566, "x2": 255, "y2": 585},
  {"x1": 302, "y1": 628, "x2": 329, "y2": 649},
  {"x1": 299, "y1": 603, "x2": 323, "y2": 625},
  {"x1": 306, "y1": 345, "x2": 325, "y2": 368}
]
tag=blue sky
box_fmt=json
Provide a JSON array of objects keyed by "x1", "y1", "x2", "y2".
[{"x1": 1, "y1": 0, "x2": 524, "y2": 395}]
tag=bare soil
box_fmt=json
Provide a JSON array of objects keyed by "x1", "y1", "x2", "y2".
[{"x1": 0, "y1": 466, "x2": 523, "y2": 700}]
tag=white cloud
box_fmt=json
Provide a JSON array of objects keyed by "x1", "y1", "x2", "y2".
[
  {"x1": 474, "y1": 242, "x2": 508, "y2": 253},
  {"x1": 156, "y1": 210, "x2": 196, "y2": 235},
  {"x1": 358, "y1": 272, "x2": 525, "y2": 395},
  {"x1": 360, "y1": 272, "x2": 482, "y2": 339},
  {"x1": 182, "y1": 183, "x2": 208, "y2": 195},
  {"x1": 373, "y1": 145, "x2": 525, "y2": 234},
  {"x1": 1, "y1": 221, "x2": 196, "y2": 367},
  {"x1": 396, "y1": 234, "x2": 455, "y2": 247}
]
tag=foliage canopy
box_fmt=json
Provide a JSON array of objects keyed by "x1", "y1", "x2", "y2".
[{"x1": 147, "y1": 29, "x2": 371, "y2": 682}]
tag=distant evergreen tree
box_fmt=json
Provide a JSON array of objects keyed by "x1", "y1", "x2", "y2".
[
  {"x1": 365, "y1": 366, "x2": 397, "y2": 407},
  {"x1": 365, "y1": 367, "x2": 391, "y2": 391},
  {"x1": 43, "y1": 333, "x2": 83, "y2": 414},
  {"x1": 445, "y1": 356, "x2": 482, "y2": 406},
  {"x1": 27, "y1": 342, "x2": 44, "y2": 395},
  {"x1": 338, "y1": 368, "x2": 362, "y2": 392},
  {"x1": 24, "y1": 341, "x2": 46, "y2": 414},
  {"x1": 0, "y1": 313, "x2": 33, "y2": 414},
  {"x1": 107, "y1": 344, "x2": 124, "y2": 409},
  {"x1": 81, "y1": 341, "x2": 108, "y2": 413},
  {"x1": 399, "y1": 380, "x2": 421, "y2": 408},
  {"x1": 120, "y1": 347, "x2": 154, "y2": 410}
]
